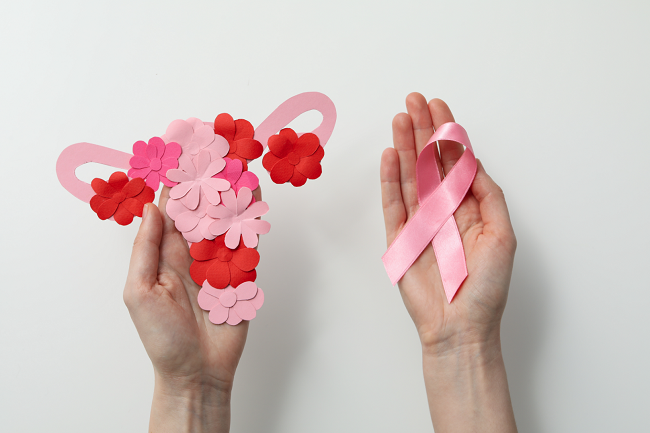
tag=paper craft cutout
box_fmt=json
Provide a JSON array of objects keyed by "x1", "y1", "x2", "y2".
[
  {"x1": 207, "y1": 187, "x2": 270, "y2": 248},
  {"x1": 166, "y1": 151, "x2": 229, "y2": 210},
  {"x1": 198, "y1": 281, "x2": 265, "y2": 325},
  {"x1": 262, "y1": 129, "x2": 324, "y2": 186},
  {"x1": 56, "y1": 92, "x2": 336, "y2": 325},
  {"x1": 128, "y1": 137, "x2": 181, "y2": 191},
  {"x1": 213, "y1": 158, "x2": 259, "y2": 194},
  {"x1": 161, "y1": 118, "x2": 229, "y2": 160},
  {"x1": 166, "y1": 192, "x2": 218, "y2": 242},
  {"x1": 190, "y1": 235, "x2": 260, "y2": 289},
  {"x1": 90, "y1": 172, "x2": 155, "y2": 225},
  {"x1": 382, "y1": 122, "x2": 476, "y2": 303},
  {"x1": 214, "y1": 114, "x2": 263, "y2": 170}
]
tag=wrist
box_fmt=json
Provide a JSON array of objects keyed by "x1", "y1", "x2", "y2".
[
  {"x1": 420, "y1": 326, "x2": 517, "y2": 433},
  {"x1": 419, "y1": 320, "x2": 502, "y2": 361},
  {"x1": 150, "y1": 373, "x2": 232, "y2": 433}
]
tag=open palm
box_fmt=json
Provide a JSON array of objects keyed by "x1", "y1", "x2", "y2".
[
  {"x1": 123, "y1": 186, "x2": 259, "y2": 390},
  {"x1": 380, "y1": 94, "x2": 517, "y2": 350}
]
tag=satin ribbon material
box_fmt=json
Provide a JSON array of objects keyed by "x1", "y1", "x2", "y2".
[{"x1": 382, "y1": 122, "x2": 477, "y2": 303}]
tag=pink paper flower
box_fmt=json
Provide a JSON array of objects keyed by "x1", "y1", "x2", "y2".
[
  {"x1": 161, "y1": 118, "x2": 229, "y2": 160},
  {"x1": 207, "y1": 187, "x2": 270, "y2": 248},
  {"x1": 166, "y1": 191, "x2": 217, "y2": 243},
  {"x1": 166, "y1": 151, "x2": 230, "y2": 210},
  {"x1": 214, "y1": 158, "x2": 259, "y2": 193},
  {"x1": 197, "y1": 281, "x2": 264, "y2": 325},
  {"x1": 128, "y1": 137, "x2": 181, "y2": 191}
]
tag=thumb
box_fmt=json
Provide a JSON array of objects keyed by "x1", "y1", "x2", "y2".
[
  {"x1": 471, "y1": 159, "x2": 516, "y2": 242},
  {"x1": 125, "y1": 203, "x2": 163, "y2": 293}
]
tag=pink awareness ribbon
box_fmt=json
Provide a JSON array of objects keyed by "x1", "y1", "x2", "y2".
[{"x1": 382, "y1": 122, "x2": 477, "y2": 303}]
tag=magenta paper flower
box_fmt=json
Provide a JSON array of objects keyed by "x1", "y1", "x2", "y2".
[
  {"x1": 128, "y1": 137, "x2": 181, "y2": 191},
  {"x1": 166, "y1": 150, "x2": 229, "y2": 210},
  {"x1": 166, "y1": 191, "x2": 217, "y2": 243},
  {"x1": 161, "y1": 117, "x2": 229, "y2": 160},
  {"x1": 213, "y1": 158, "x2": 259, "y2": 193},
  {"x1": 207, "y1": 187, "x2": 270, "y2": 249},
  {"x1": 197, "y1": 281, "x2": 264, "y2": 325}
]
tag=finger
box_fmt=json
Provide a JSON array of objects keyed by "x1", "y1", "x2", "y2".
[
  {"x1": 429, "y1": 99, "x2": 463, "y2": 176},
  {"x1": 471, "y1": 159, "x2": 516, "y2": 243},
  {"x1": 158, "y1": 186, "x2": 182, "y2": 239},
  {"x1": 392, "y1": 113, "x2": 419, "y2": 216},
  {"x1": 380, "y1": 147, "x2": 406, "y2": 246},
  {"x1": 125, "y1": 203, "x2": 163, "y2": 292},
  {"x1": 405, "y1": 92, "x2": 435, "y2": 157},
  {"x1": 157, "y1": 187, "x2": 191, "y2": 276}
]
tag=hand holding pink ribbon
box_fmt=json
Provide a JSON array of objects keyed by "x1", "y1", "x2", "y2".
[{"x1": 382, "y1": 122, "x2": 477, "y2": 303}]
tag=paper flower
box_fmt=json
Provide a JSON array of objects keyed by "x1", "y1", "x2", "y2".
[
  {"x1": 128, "y1": 137, "x2": 181, "y2": 191},
  {"x1": 161, "y1": 117, "x2": 229, "y2": 161},
  {"x1": 90, "y1": 172, "x2": 155, "y2": 226},
  {"x1": 262, "y1": 128, "x2": 324, "y2": 186},
  {"x1": 190, "y1": 235, "x2": 259, "y2": 288},
  {"x1": 214, "y1": 113, "x2": 263, "y2": 170},
  {"x1": 198, "y1": 281, "x2": 265, "y2": 325},
  {"x1": 213, "y1": 158, "x2": 259, "y2": 193},
  {"x1": 166, "y1": 150, "x2": 230, "y2": 210},
  {"x1": 166, "y1": 191, "x2": 217, "y2": 243},
  {"x1": 207, "y1": 187, "x2": 270, "y2": 249}
]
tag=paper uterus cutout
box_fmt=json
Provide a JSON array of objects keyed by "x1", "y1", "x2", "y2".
[
  {"x1": 382, "y1": 123, "x2": 477, "y2": 303},
  {"x1": 56, "y1": 92, "x2": 337, "y2": 325}
]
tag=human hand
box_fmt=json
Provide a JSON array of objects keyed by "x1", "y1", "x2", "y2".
[
  {"x1": 123, "y1": 186, "x2": 261, "y2": 432},
  {"x1": 380, "y1": 93, "x2": 517, "y2": 354}
]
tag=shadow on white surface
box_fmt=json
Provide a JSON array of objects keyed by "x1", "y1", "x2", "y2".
[{"x1": 502, "y1": 225, "x2": 549, "y2": 433}]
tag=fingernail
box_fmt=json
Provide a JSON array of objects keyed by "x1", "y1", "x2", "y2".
[{"x1": 142, "y1": 204, "x2": 149, "y2": 220}]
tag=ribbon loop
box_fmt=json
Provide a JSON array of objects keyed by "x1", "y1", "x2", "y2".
[{"x1": 382, "y1": 122, "x2": 477, "y2": 303}]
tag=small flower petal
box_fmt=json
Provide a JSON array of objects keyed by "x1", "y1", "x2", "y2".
[
  {"x1": 169, "y1": 181, "x2": 194, "y2": 199},
  {"x1": 209, "y1": 304, "x2": 230, "y2": 324},
  {"x1": 123, "y1": 178, "x2": 146, "y2": 197},
  {"x1": 250, "y1": 288, "x2": 264, "y2": 310},
  {"x1": 133, "y1": 140, "x2": 147, "y2": 157},
  {"x1": 224, "y1": 221, "x2": 242, "y2": 249},
  {"x1": 233, "y1": 118, "x2": 254, "y2": 141},
  {"x1": 130, "y1": 156, "x2": 150, "y2": 169},
  {"x1": 96, "y1": 198, "x2": 119, "y2": 219},
  {"x1": 234, "y1": 281, "x2": 257, "y2": 300},
  {"x1": 113, "y1": 205, "x2": 134, "y2": 225},
  {"x1": 198, "y1": 288, "x2": 220, "y2": 310},
  {"x1": 270, "y1": 159, "x2": 294, "y2": 184},
  {"x1": 234, "y1": 300, "x2": 256, "y2": 321},
  {"x1": 214, "y1": 113, "x2": 236, "y2": 142},
  {"x1": 226, "y1": 307, "x2": 243, "y2": 325}
]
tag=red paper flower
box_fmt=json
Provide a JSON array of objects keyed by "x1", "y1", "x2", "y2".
[
  {"x1": 213, "y1": 113, "x2": 263, "y2": 170},
  {"x1": 262, "y1": 128, "x2": 324, "y2": 187},
  {"x1": 90, "y1": 172, "x2": 155, "y2": 226},
  {"x1": 190, "y1": 234, "x2": 260, "y2": 288}
]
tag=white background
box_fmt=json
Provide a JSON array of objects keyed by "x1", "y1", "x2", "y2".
[{"x1": 1, "y1": 1, "x2": 648, "y2": 431}]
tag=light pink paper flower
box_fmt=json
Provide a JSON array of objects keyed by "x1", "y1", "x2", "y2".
[
  {"x1": 161, "y1": 118, "x2": 229, "y2": 160},
  {"x1": 166, "y1": 150, "x2": 229, "y2": 210},
  {"x1": 198, "y1": 281, "x2": 264, "y2": 325},
  {"x1": 214, "y1": 158, "x2": 259, "y2": 193},
  {"x1": 128, "y1": 137, "x2": 181, "y2": 191},
  {"x1": 166, "y1": 191, "x2": 217, "y2": 243},
  {"x1": 207, "y1": 187, "x2": 270, "y2": 248}
]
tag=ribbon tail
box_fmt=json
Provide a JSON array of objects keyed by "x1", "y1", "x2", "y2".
[{"x1": 433, "y1": 216, "x2": 468, "y2": 303}]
